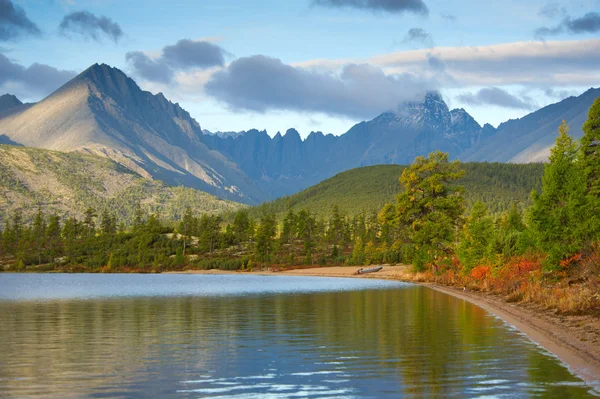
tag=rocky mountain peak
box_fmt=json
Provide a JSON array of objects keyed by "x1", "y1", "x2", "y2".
[
  {"x1": 283, "y1": 128, "x2": 301, "y2": 141},
  {"x1": 0, "y1": 94, "x2": 23, "y2": 112}
]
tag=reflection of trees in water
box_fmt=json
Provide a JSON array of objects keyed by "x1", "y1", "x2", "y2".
[{"x1": 0, "y1": 287, "x2": 590, "y2": 398}]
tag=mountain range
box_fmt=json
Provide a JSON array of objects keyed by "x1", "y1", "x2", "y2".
[{"x1": 0, "y1": 63, "x2": 598, "y2": 204}]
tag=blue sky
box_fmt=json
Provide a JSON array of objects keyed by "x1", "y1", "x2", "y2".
[{"x1": 2, "y1": 0, "x2": 600, "y2": 136}]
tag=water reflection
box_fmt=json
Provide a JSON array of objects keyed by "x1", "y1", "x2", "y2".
[{"x1": 0, "y1": 275, "x2": 595, "y2": 398}]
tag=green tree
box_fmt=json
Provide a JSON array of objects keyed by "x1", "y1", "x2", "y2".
[
  {"x1": 297, "y1": 210, "x2": 316, "y2": 262},
  {"x1": 179, "y1": 207, "x2": 194, "y2": 256},
  {"x1": 581, "y1": 96, "x2": 600, "y2": 196},
  {"x1": 378, "y1": 203, "x2": 397, "y2": 247},
  {"x1": 457, "y1": 202, "x2": 494, "y2": 271},
  {"x1": 100, "y1": 210, "x2": 117, "y2": 235},
  {"x1": 580, "y1": 96, "x2": 600, "y2": 241},
  {"x1": 198, "y1": 214, "x2": 222, "y2": 254},
  {"x1": 32, "y1": 208, "x2": 47, "y2": 265},
  {"x1": 529, "y1": 120, "x2": 587, "y2": 269},
  {"x1": 396, "y1": 151, "x2": 465, "y2": 271},
  {"x1": 46, "y1": 214, "x2": 62, "y2": 260},
  {"x1": 328, "y1": 205, "x2": 346, "y2": 245},
  {"x1": 280, "y1": 208, "x2": 297, "y2": 246},
  {"x1": 232, "y1": 210, "x2": 251, "y2": 246},
  {"x1": 173, "y1": 246, "x2": 185, "y2": 267},
  {"x1": 83, "y1": 207, "x2": 97, "y2": 239},
  {"x1": 255, "y1": 213, "x2": 277, "y2": 262}
]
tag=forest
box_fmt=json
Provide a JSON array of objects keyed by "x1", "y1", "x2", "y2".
[
  {"x1": 1, "y1": 97, "x2": 599, "y2": 314},
  {"x1": 250, "y1": 162, "x2": 544, "y2": 220}
]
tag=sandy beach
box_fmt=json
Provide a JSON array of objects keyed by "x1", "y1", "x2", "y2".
[{"x1": 171, "y1": 265, "x2": 600, "y2": 390}]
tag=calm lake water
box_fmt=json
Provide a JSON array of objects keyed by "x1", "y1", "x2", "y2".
[{"x1": 0, "y1": 274, "x2": 597, "y2": 398}]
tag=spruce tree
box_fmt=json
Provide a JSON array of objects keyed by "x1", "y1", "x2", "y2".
[
  {"x1": 255, "y1": 213, "x2": 277, "y2": 262},
  {"x1": 580, "y1": 96, "x2": 600, "y2": 241},
  {"x1": 457, "y1": 201, "x2": 494, "y2": 271},
  {"x1": 529, "y1": 120, "x2": 587, "y2": 268},
  {"x1": 581, "y1": 96, "x2": 600, "y2": 196}
]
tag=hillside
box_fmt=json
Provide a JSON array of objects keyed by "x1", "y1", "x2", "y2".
[
  {"x1": 252, "y1": 163, "x2": 544, "y2": 219},
  {"x1": 0, "y1": 145, "x2": 244, "y2": 224}
]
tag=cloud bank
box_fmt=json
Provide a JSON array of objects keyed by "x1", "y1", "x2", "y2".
[
  {"x1": 458, "y1": 87, "x2": 537, "y2": 110},
  {"x1": 536, "y1": 12, "x2": 600, "y2": 37},
  {"x1": 0, "y1": 0, "x2": 41, "y2": 41},
  {"x1": 127, "y1": 39, "x2": 226, "y2": 83},
  {"x1": 205, "y1": 55, "x2": 438, "y2": 119},
  {"x1": 312, "y1": 0, "x2": 428, "y2": 15},
  {"x1": 0, "y1": 54, "x2": 76, "y2": 99},
  {"x1": 59, "y1": 11, "x2": 124, "y2": 42},
  {"x1": 297, "y1": 38, "x2": 600, "y2": 87}
]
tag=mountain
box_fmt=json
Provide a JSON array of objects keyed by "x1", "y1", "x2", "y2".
[
  {"x1": 204, "y1": 92, "x2": 495, "y2": 198},
  {"x1": 0, "y1": 94, "x2": 22, "y2": 113},
  {"x1": 0, "y1": 64, "x2": 264, "y2": 204},
  {"x1": 249, "y1": 163, "x2": 544, "y2": 220},
  {"x1": 1, "y1": 63, "x2": 596, "y2": 205},
  {"x1": 0, "y1": 145, "x2": 243, "y2": 225},
  {"x1": 461, "y1": 88, "x2": 600, "y2": 162}
]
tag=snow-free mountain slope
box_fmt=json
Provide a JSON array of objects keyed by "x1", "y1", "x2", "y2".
[
  {"x1": 0, "y1": 64, "x2": 264, "y2": 204},
  {"x1": 462, "y1": 88, "x2": 600, "y2": 163}
]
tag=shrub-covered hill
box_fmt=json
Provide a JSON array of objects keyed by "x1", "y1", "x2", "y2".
[
  {"x1": 251, "y1": 163, "x2": 544, "y2": 219},
  {"x1": 0, "y1": 145, "x2": 244, "y2": 224}
]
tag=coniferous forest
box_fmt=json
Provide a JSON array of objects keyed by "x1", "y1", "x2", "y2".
[{"x1": 1, "y1": 97, "x2": 599, "y2": 314}]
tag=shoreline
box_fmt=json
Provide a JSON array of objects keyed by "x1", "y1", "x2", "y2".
[{"x1": 171, "y1": 266, "x2": 600, "y2": 391}]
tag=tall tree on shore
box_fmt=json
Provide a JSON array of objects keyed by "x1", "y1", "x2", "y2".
[
  {"x1": 396, "y1": 151, "x2": 465, "y2": 270},
  {"x1": 529, "y1": 120, "x2": 587, "y2": 269},
  {"x1": 580, "y1": 97, "x2": 600, "y2": 241},
  {"x1": 581, "y1": 97, "x2": 600, "y2": 196}
]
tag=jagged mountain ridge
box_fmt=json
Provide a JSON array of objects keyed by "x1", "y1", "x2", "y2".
[
  {"x1": 203, "y1": 92, "x2": 495, "y2": 198},
  {"x1": 0, "y1": 64, "x2": 264, "y2": 204}
]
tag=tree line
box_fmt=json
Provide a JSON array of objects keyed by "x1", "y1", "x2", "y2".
[{"x1": 1, "y1": 97, "x2": 599, "y2": 274}]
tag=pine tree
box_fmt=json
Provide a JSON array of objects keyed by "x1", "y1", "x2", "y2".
[
  {"x1": 180, "y1": 207, "x2": 194, "y2": 256},
  {"x1": 233, "y1": 210, "x2": 251, "y2": 246},
  {"x1": 100, "y1": 210, "x2": 117, "y2": 235},
  {"x1": 32, "y1": 208, "x2": 46, "y2": 265},
  {"x1": 581, "y1": 96, "x2": 600, "y2": 196},
  {"x1": 580, "y1": 96, "x2": 600, "y2": 241},
  {"x1": 297, "y1": 210, "x2": 316, "y2": 261},
  {"x1": 46, "y1": 214, "x2": 62, "y2": 261},
  {"x1": 255, "y1": 213, "x2": 277, "y2": 263},
  {"x1": 328, "y1": 205, "x2": 346, "y2": 245},
  {"x1": 133, "y1": 203, "x2": 145, "y2": 232},
  {"x1": 280, "y1": 208, "x2": 297, "y2": 246},
  {"x1": 83, "y1": 207, "x2": 97, "y2": 239},
  {"x1": 529, "y1": 120, "x2": 587, "y2": 268},
  {"x1": 396, "y1": 151, "x2": 465, "y2": 271},
  {"x1": 457, "y1": 201, "x2": 494, "y2": 271}
]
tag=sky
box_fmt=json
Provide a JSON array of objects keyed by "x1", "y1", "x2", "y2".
[{"x1": 1, "y1": 0, "x2": 600, "y2": 137}]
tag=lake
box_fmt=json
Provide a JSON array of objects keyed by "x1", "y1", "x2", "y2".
[{"x1": 0, "y1": 274, "x2": 596, "y2": 398}]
